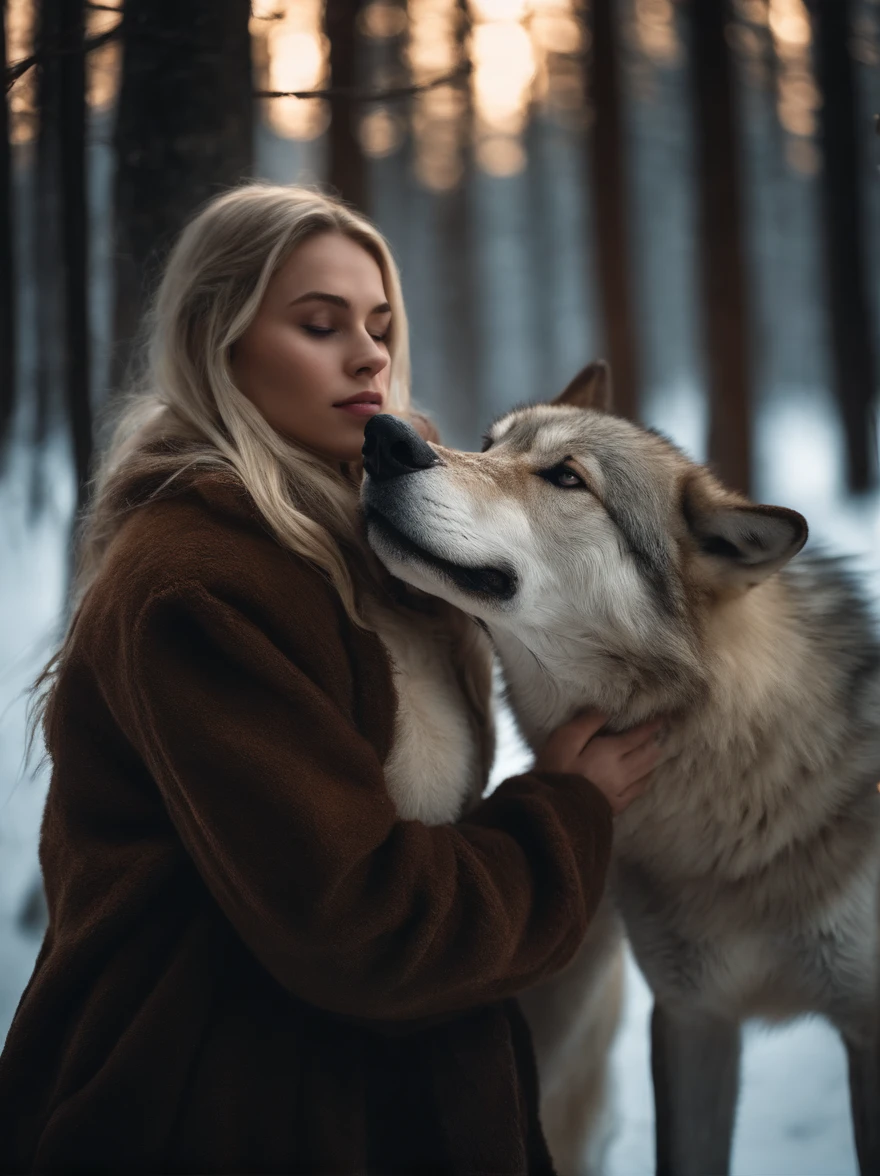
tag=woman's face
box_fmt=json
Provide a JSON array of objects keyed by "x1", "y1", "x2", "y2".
[{"x1": 231, "y1": 231, "x2": 392, "y2": 463}]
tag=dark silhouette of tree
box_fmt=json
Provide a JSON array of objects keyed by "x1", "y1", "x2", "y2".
[
  {"x1": 807, "y1": 0, "x2": 877, "y2": 492},
  {"x1": 112, "y1": 0, "x2": 253, "y2": 390},
  {"x1": 325, "y1": 0, "x2": 368, "y2": 210},
  {"x1": 587, "y1": 0, "x2": 641, "y2": 420},
  {"x1": 5, "y1": 16, "x2": 120, "y2": 92},
  {"x1": 58, "y1": 0, "x2": 92, "y2": 517},
  {"x1": 0, "y1": 0, "x2": 15, "y2": 462},
  {"x1": 687, "y1": 0, "x2": 752, "y2": 495},
  {"x1": 526, "y1": 114, "x2": 552, "y2": 401},
  {"x1": 436, "y1": 0, "x2": 479, "y2": 448},
  {"x1": 31, "y1": 0, "x2": 65, "y2": 485}
]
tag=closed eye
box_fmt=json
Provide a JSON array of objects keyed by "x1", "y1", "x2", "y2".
[
  {"x1": 537, "y1": 463, "x2": 587, "y2": 490},
  {"x1": 302, "y1": 325, "x2": 390, "y2": 342}
]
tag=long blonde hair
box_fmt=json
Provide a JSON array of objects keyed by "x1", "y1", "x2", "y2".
[
  {"x1": 36, "y1": 182, "x2": 494, "y2": 775},
  {"x1": 80, "y1": 182, "x2": 412, "y2": 620}
]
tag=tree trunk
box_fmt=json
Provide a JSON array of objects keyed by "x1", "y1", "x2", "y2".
[
  {"x1": 587, "y1": 0, "x2": 641, "y2": 420},
  {"x1": 325, "y1": 0, "x2": 367, "y2": 211},
  {"x1": 808, "y1": 0, "x2": 877, "y2": 492},
  {"x1": 688, "y1": 0, "x2": 752, "y2": 495},
  {"x1": 112, "y1": 0, "x2": 253, "y2": 390},
  {"x1": 58, "y1": 0, "x2": 92, "y2": 516},
  {"x1": 0, "y1": 0, "x2": 15, "y2": 463},
  {"x1": 31, "y1": 0, "x2": 64, "y2": 472},
  {"x1": 435, "y1": 0, "x2": 478, "y2": 447}
]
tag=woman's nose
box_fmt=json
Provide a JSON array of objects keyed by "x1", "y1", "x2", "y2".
[{"x1": 348, "y1": 334, "x2": 389, "y2": 379}]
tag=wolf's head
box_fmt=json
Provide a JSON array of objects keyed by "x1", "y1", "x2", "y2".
[{"x1": 362, "y1": 363, "x2": 807, "y2": 712}]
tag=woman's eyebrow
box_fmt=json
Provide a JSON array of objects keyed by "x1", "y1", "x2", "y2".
[{"x1": 288, "y1": 291, "x2": 391, "y2": 315}]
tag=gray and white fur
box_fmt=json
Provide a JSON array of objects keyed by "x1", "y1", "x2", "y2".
[{"x1": 361, "y1": 363, "x2": 880, "y2": 1176}]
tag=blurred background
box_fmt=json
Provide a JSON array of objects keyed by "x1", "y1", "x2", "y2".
[{"x1": 1, "y1": 0, "x2": 879, "y2": 1171}]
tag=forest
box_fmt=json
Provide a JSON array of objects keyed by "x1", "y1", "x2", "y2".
[{"x1": 2, "y1": 2, "x2": 879, "y2": 1171}]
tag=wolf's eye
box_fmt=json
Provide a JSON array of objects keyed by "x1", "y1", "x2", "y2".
[{"x1": 540, "y1": 464, "x2": 586, "y2": 489}]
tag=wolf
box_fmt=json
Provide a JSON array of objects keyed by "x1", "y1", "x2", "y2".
[{"x1": 361, "y1": 363, "x2": 880, "y2": 1176}]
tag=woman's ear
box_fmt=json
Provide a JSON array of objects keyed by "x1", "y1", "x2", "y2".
[{"x1": 551, "y1": 360, "x2": 613, "y2": 413}]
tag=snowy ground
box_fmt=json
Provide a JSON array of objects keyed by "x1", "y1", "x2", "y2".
[
  {"x1": 1, "y1": 390, "x2": 876, "y2": 1173},
  {"x1": 0, "y1": 446, "x2": 73, "y2": 1044}
]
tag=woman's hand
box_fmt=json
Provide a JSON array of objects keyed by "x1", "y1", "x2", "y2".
[{"x1": 535, "y1": 711, "x2": 663, "y2": 816}]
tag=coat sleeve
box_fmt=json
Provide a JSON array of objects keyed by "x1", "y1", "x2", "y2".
[{"x1": 117, "y1": 577, "x2": 613, "y2": 1023}]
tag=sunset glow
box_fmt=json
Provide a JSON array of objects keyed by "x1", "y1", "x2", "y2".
[
  {"x1": 251, "y1": 0, "x2": 330, "y2": 141},
  {"x1": 2, "y1": 0, "x2": 854, "y2": 187},
  {"x1": 7, "y1": 0, "x2": 36, "y2": 144},
  {"x1": 85, "y1": 0, "x2": 122, "y2": 115},
  {"x1": 408, "y1": 0, "x2": 465, "y2": 189},
  {"x1": 629, "y1": 0, "x2": 681, "y2": 66},
  {"x1": 767, "y1": 0, "x2": 820, "y2": 174},
  {"x1": 468, "y1": 0, "x2": 535, "y2": 176}
]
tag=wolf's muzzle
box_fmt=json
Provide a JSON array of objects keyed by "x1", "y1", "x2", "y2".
[{"x1": 362, "y1": 415, "x2": 440, "y2": 482}]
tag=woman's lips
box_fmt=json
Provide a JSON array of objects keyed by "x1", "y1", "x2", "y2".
[{"x1": 334, "y1": 402, "x2": 383, "y2": 416}]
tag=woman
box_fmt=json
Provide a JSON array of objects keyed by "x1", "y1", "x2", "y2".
[{"x1": 0, "y1": 184, "x2": 660, "y2": 1174}]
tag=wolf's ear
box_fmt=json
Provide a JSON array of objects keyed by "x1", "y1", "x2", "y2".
[
  {"x1": 684, "y1": 482, "x2": 808, "y2": 588},
  {"x1": 552, "y1": 360, "x2": 613, "y2": 413}
]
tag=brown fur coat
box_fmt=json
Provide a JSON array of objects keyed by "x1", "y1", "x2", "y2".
[{"x1": 0, "y1": 475, "x2": 613, "y2": 1174}]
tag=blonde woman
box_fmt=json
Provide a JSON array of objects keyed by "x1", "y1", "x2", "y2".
[{"x1": 0, "y1": 185, "x2": 660, "y2": 1174}]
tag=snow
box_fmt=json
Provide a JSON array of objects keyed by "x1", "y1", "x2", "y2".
[
  {"x1": 0, "y1": 445, "x2": 72, "y2": 1040},
  {"x1": 0, "y1": 387, "x2": 875, "y2": 1175}
]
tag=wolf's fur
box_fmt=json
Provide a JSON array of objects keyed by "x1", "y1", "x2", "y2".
[
  {"x1": 362, "y1": 367, "x2": 880, "y2": 1176},
  {"x1": 365, "y1": 598, "x2": 485, "y2": 823}
]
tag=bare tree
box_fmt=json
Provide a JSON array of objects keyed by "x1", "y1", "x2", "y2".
[
  {"x1": 687, "y1": 0, "x2": 752, "y2": 495},
  {"x1": 31, "y1": 0, "x2": 64, "y2": 478},
  {"x1": 112, "y1": 0, "x2": 253, "y2": 390},
  {"x1": 0, "y1": 0, "x2": 15, "y2": 461},
  {"x1": 58, "y1": 0, "x2": 92, "y2": 516},
  {"x1": 325, "y1": 0, "x2": 368, "y2": 210},
  {"x1": 808, "y1": 0, "x2": 877, "y2": 492},
  {"x1": 436, "y1": 0, "x2": 480, "y2": 447},
  {"x1": 587, "y1": 0, "x2": 641, "y2": 420}
]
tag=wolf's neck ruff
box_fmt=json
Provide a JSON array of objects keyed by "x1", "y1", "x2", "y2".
[{"x1": 489, "y1": 616, "x2": 706, "y2": 749}]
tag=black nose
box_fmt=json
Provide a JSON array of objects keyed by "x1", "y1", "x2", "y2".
[{"x1": 362, "y1": 414, "x2": 440, "y2": 482}]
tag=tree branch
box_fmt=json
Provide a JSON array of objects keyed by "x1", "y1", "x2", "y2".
[
  {"x1": 5, "y1": 22, "x2": 121, "y2": 93},
  {"x1": 7, "y1": 26, "x2": 471, "y2": 104},
  {"x1": 255, "y1": 60, "x2": 471, "y2": 103}
]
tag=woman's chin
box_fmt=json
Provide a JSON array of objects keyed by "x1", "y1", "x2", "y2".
[{"x1": 274, "y1": 426, "x2": 367, "y2": 466}]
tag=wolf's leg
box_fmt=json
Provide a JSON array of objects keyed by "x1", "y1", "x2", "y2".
[
  {"x1": 842, "y1": 1022, "x2": 880, "y2": 1175},
  {"x1": 822, "y1": 946, "x2": 880, "y2": 1175},
  {"x1": 523, "y1": 903, "x2": 624, "y2": 1176},
  {"x1": 537, "y1": 944, "x2": 625, "y2": 1176},
  {"x1": 650, "y1": 1002, "x2": 741, "y2": 1176}
]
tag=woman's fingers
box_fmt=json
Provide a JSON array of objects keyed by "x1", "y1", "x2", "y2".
[
  {"x1": 538, "y1": 710, "x2": 608, "y2": 768},
  {"x1": 612, "y1": 771, "x2": 654, "y2": 813},
  {"x1": 621, "y1": 769, "x2": 654, "y2": 797},
  {"x1": 565, "y1": 710, "x2": 610, "y2": 747},
  {"x1": 616, "y1": 719, "x2": 664, "y2": 753},
  {"x1": 620, "y1": 741, "x2": 662, "y2": 783}
]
